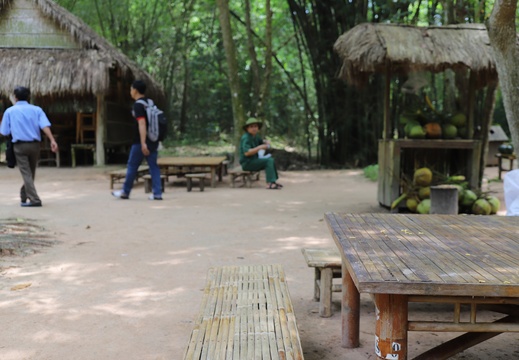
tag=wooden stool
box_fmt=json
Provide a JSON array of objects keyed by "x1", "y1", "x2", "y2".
[
  {"x1": 301, "y1": 248, "x2": 342, "y2": 317},
  {"x1": 430, "y1": 185, "x2": 459, "y2": 214},
  {"x1": 496, "y1": 153, "x2": 516, "y2": 180},
  {"x1": 143, "y1": 174, "x2": 166, "y2": 193},
  {"x1": 228, "y1": 166, "x2": 260, "y2": 188},
  {"x1": 71, "y1": 144, "x2": 96, "y2": 167},
  {"x1": 185, "y1": 173, "x2": 208, "y2": 192}
]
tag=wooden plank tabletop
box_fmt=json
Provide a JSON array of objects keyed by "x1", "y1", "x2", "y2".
[
  {"x1": 325, "y1": 213, "x2": 519, "y2": 297},
  {"x1": 158, "y1": 156, "x2": 226, "y2": 167}
]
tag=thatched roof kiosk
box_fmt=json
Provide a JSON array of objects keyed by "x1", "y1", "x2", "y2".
[
  {"x1": 0, "y1": 0, "x2": 165, "y2": 166},
  {"x1": 334, "y1": 23, "x2": 500, "y2": 208}
]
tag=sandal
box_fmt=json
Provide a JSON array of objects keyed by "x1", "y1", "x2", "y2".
[
  {"x1": 274, "y1": 182, "x2": 283, "y2": 188},
  {"x1": 266, "y1": 182, "x2": 282, "y2": 190}
]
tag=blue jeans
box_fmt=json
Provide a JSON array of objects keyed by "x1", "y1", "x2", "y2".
[{"x1": 123, "y1": 143, "x2": 162, "y2": 197}]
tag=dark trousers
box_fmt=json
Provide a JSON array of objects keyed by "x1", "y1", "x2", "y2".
[
  {"x1": 242, "y1": 157, "x2": 278, "y2": 183},
  {"x1": 14, "y1": 142, "x2": 41, "y2": 203}
]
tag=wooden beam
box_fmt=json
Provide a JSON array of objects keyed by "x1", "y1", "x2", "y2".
[
  {"x1": 96, "y1": 94, "x2": 106, "y2": 166},
  {"x1": 412, "y1": 316, "x2": 518, "y2": 360}
]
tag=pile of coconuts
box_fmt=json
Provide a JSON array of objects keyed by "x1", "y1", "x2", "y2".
[
  {"x1": 399, "y1": 95, "x2": 468, "y2": 140},
  {"x1": 392, "y1": 167, "x2": 500, "y2": 215}
]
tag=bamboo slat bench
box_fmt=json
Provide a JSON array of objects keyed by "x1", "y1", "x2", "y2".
[
  {"x1": 228, "y1": 166, "x2": 260, "y2": 188},
  {"x1": 109, "y1": 165, "x2": 149, "y2": 189},
  {"x1": 183, "y1": 264, "x2": 304, "y2": 360},
  {"x1": 301, "y1": 248, "x2": 342, "y2": 317}
]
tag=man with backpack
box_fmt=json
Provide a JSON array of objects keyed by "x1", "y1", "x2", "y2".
[{"x1": 112, "y1": 80, "x2": 163, "y2": 200}]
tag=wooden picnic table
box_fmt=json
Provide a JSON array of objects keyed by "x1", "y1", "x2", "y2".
[
  {"x1": 325, "y1": 212, "x2": 519, "y2": 360},
  {"x1": 157, "y1": 156, "x2": 226, "y2": 188}
]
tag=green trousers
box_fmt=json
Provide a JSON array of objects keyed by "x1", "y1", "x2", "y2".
[{"x1": 241, "y1": 158, "x2": 278, "y2": 183}]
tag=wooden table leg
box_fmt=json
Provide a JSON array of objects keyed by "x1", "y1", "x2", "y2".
[
  {"x1": 342, "y1": 262, "x2": 360, "y2": 348},
  {"x1": 374, "y1": 294, "x2": 408, "y2": 360},
  {"x1": 210, "y1": 167, "x2": 216, "y2": 187}
]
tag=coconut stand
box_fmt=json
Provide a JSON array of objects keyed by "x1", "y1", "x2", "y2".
[{"x1": 334, "y1": 23, "x2": 498, "y2": 208}]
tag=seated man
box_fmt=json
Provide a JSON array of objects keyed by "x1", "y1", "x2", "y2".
[{"x1": 239, "y1": 117, "x2": 282, "y2": 189}]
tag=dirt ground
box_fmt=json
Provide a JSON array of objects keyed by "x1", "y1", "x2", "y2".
[{"x1": 0, "y1": 165, "x2": 517, "y2": 360}]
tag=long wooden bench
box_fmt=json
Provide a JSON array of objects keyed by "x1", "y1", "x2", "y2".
[
  {"x1": 109, "y1": 165, "x2": 149, "y2": 189},
  {"x1": 183, "y1": 264, "x2": 304, "y2": 360},
  {"x1": 301, "y1": 248, "x2": 342, "y2": 318},
  {"x1": 228, "y1": 165, "x2": 260, "y2": 188}
]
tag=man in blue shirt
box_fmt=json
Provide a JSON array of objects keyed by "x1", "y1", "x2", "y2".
[{"x1": 0, "y1": 86, "x2": 58, "y2": 207}]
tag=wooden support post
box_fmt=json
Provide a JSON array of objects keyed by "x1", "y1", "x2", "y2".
[
  {"x1": 374, "y1": 294, "x2": 408, "y2": 360},
  {"x1": 319, "y1": 267, "x2": 333, "y2": 318},
  {"x1": 96, "y1": 94, "x2": 105, "y2": 166},
  {"x1": 430, "y1": 185, "x2": 459, "y2": 214},
  {"x1": 342, "y1": 262, "x2": 360, "y2": 348},
  {"x1": 313, "y1": 268, "x2": 321, "y2": 301}
]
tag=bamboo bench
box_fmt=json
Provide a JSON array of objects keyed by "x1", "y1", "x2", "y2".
[
  {"x1": 301, "y1": 248, "x2": 342, "y2": 318},
  {"x1": 109, "y1": 165, "x2": 149, "y2": 189},
  {"x1": 183, "y1": 264, "x2": 304, "y2": 360},
  {"x1": 228, "y1": 166, "x2": 260, "y2": 188}
]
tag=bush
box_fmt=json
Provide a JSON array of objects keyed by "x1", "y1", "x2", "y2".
[{"x1": 363, "y1": 164, "x2": 378, "y2": 181}]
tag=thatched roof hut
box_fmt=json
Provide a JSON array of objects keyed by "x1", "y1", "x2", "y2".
[
  {"x1": 334, "y1": 23, "x2": 501, "y2": 208},
  {"x1": 0, "y1": 0, "x2": 163, "y2": 99},
  {"x1": 334, "y1": 23, "x2": 497, "y2": 88},
  {"x1": 0, "y1": 0, "x2": 165, "y2": 166}
]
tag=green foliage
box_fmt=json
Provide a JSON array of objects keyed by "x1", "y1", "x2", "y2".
[
  {"x1": 363, "y1": 164, "x2": 379, "y2": 182},
  {"x1": 55, "y1": 0, "x2": 503, "y2": 168}
]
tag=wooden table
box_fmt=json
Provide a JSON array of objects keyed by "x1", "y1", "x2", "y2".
[
  {"x1": 325, "y1": 213, "x2": 519, "y2": 360},
  {"x1": 157, "y1": 156, "x2": 226, "y2": 188}
]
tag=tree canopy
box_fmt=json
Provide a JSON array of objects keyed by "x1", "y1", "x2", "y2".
[{"x1": 55, "y1": 0, "x2": 512, "y2": 167}]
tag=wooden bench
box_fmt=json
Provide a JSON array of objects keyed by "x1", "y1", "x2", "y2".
[
  {"x1": 185, "y1": 173, "x2": 208, "y2": 192},
  {"x1": 143, "y1": 174, "x2": 166, "y2": 193},
  {"x1": 109, "y1": 165, "x2": 149, "y2": 189},
  {"x1": 183, "y1": 264, "x2": 304, "y2": 360},
  {"x1": 228, "y1": 166, "x2": 260, "y2": 188},
  {"x1": 301, "y1": 248, "x2": 342, "y2": 318}
]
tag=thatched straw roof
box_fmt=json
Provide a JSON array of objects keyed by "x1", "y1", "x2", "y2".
[
  {"x1": 0, "y1": 0, "x2": 164, "y2": 100},
  {"x1": 334, "y1": 23, "x2": 498, "y2": 87}
]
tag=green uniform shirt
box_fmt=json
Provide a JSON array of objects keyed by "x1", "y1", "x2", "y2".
[{"x1": 239, "y1": 132, "x2": 263, "y2": 166}]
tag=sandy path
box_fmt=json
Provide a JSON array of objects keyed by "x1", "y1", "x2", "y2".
[{"x1": 0, "y1": 166, "x2": 515, "y2": 359}]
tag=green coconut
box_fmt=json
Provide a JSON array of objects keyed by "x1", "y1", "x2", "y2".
[
  {"x1": 408, "y1": 124, "x2": 426, "y2": 139},
  {"x1": 417, "y1": 199, "x2": 431, "y2": 214},
  {"x1": 413, "y1": 167, "x2": 433, "y2": 187},
  {"x1": 450, "y1": 113, "x2": 467, "y2": 127},
  {"x1": 406, "y1": 197, "x2": 419, "y2": 213},
  {"x1": 442, "y1": 124, "x2": 458, "y2": 139},
  {"x1": 404, "y1": 119, "x2": 420, "y2": 136},
  {"x1": 486, "y1": 196, "x2": 501, "y2": 214},
  {"x1": 452, "y1": 184, "x2": 464, "y2": 201},
  {"x1": 457, "y1": 126, "x2": 468, "y2": 139},
  {"x1": 472, "y1": 198, "x2": 492, "y2": 215},
  {"x1": 418, "y1": 186, "x2": 431, "y2": 200},
  {"x1": 461, "y1": 189, "x2": 478, "y2": 207}
]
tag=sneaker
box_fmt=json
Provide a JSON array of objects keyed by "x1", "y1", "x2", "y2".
[
  {"x1": 148, "y1": 195, "x2": 163, "y2": 201},
  {"x1": 112, "y1": 190, "x2": 129, "y2": 199}
]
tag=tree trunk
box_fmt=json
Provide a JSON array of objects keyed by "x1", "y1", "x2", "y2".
[
  {"x1": 216, "y1": 0, "x2": 246, "y2": 163},
  {"x1": 487, "y1": 0, "x2": 519, "y2": 151}
]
